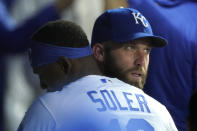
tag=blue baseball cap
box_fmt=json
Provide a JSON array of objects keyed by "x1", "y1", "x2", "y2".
[{"x1": 91, "y1": 8, "x2": 167, "y2": 47}]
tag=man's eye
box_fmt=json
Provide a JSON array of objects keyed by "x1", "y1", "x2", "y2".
[
  {"x1": 126, "y1": 45, "x2": 135, "y2": 50},
  {"x1": 145, "y1": 48, "x2": 151, "y2": 54}
]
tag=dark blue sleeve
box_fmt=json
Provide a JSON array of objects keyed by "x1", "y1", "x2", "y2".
[{"x1": 0, "y1": 3, "x2": 60, "y2": 54}]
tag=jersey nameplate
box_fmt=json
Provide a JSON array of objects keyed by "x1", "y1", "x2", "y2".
[{"x1": 87, "y1": 89, "x2": 151, "y2": 113}]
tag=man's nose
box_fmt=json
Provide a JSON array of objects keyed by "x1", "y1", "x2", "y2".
[{"x1": 134, "y1": 51, "x2": 146, "y2": 67}]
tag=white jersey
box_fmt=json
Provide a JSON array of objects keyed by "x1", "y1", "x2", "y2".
[{"x1": 18, "y1": 75, "x2": 177, "y2": 131}]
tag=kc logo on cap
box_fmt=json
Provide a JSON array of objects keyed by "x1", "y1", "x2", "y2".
[
  {"x1": 91, "y1": 7, "x2": 167, "y2": 47},
  {"x1": 132, "y1": 12, "x2": 149, "y2": 28}
]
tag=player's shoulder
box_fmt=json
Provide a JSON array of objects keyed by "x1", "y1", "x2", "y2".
[
  {"x1": 74, "y1": 75, "x2": 120, "y2": 84},
  {"x1": 143, "y1": 92, "x2": 166, "y2": 109},
  {"x1": 144, "y1": 94, "x2": 178, "y2": 130},
  {"x1": 142, "y1": 92, "x2": 174, "y2": 122},
  {"x1": 65, "y1": 75, "x2": 126, "y2": 88},
  {"x1": 18, "y1": 97, "x2": 57, "y2": 131},
  {"x1": 73, "y1": 75, "x2": 145, "y2": 94}
]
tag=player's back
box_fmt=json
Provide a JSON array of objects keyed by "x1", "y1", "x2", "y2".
[{"x1": 18, "y1": 75, "x2": 177, "y2": 131}]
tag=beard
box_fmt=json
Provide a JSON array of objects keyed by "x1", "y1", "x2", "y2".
[{"x1": 102, "y1": 52, "x2": 147, "y2": 89}]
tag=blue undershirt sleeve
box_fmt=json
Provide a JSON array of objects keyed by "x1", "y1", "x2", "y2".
[{"x1": 0, "y1": 3, "x2": 60, "y2": 53}]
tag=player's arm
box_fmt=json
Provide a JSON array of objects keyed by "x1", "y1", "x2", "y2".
[
  {"x1": 1, "y1": 0, "x2": 75, "y2": 53},
  {"x1": 1, "y1": 4, "x2": 60, "y2": 53}
]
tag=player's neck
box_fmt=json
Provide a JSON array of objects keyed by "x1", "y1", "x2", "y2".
[
  {"x1": 69, "y1": 56, "x2": 102, "y2": 79},
  {"x1": 58, "y1": 56, "x2": 103, "y2": 86},
  {"x1": 81, "y1": 56, "x2": 103, "y2": 76}
]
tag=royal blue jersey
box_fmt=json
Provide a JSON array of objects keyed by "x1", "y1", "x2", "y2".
[{"x1": 18, "y1": 75, "x2": 177, "y2": 131}]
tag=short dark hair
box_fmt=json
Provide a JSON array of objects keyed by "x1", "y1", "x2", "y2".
[{"x1": 32, "y1": 20, "x2": 89, "y2": 47}]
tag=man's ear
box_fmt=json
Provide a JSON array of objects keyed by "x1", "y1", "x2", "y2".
[
  {"x1": 92, "y1": 43, "x2": 105, "y2": 62},
  {"x1": 57, "y1": 56, "x2": 72, "y2": 74}
]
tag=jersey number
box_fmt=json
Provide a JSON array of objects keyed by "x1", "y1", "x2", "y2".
[{"x1": 109, "y1": 118, "x2": 154, "y2": 131}]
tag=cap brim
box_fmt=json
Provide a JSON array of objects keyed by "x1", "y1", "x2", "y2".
[{"x1": 113, "y1": 32, "x2": 167, "y2": 47}]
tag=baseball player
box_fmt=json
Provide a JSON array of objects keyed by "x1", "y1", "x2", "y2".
[
  {"x1": 18, "y1": 8, "x2": 177, "y2": 131},
  {"x1": 129, "y1": 1, "x2": 197, "y2": 130},
  {"x1": 91, "y1": 7, "x2": 167, "y2": 90}
]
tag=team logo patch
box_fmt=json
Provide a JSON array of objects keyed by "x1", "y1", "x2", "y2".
[{"x1": 131, "y1": 12, "x2": 149, "y2": 28}]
